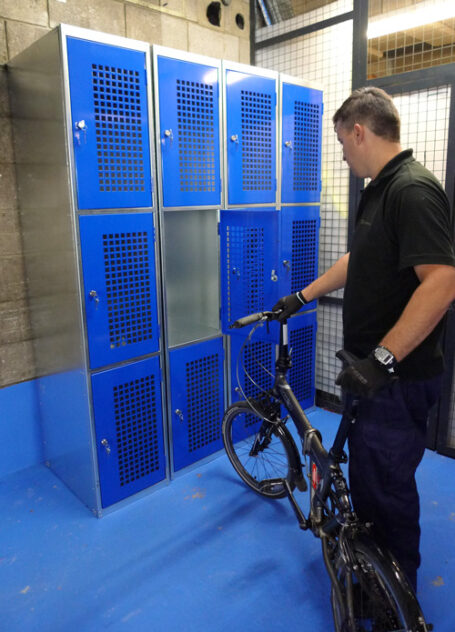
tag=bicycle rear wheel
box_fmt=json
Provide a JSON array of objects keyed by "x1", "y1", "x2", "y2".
[
  {"x1": 222, "y1": 401, "x2": 299, "y2": 499},
  {"x1": 331, "y1": 533, "x2": 428, "y2": 632}
]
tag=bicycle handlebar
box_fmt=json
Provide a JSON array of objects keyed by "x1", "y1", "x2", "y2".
[{"x1": 229, "y1": 310, "x2": 282, "y2": 329}]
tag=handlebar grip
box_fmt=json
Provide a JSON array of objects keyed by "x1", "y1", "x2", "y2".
[
  {"x1": 336, "y1": 349, "x2": 359, "y2": 367},
  {"x1": 230, "y1": 312, "x2": 265, "y2": 329}
]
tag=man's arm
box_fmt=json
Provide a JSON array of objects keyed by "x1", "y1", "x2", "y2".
[
  {"x1": 380, "y1": 263, "x2": 455, "y2": 362},
  {"x1": 302, "y1": 252, "x2": 350, "y2": 301},
  {"x1": 272, "y1": 253, "x2": 350, "y2": 320}
]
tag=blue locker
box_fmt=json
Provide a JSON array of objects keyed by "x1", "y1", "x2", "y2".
[
  {"x1": 225, "y1": 69, "x2": 277, "y2": 206},
  {"x1": 287, "y1": 311, "x2": 317, "y2": 410},
  {"x1": 67, "y1": 37, "x2": 152, "y2": 210},
  {"x1": 230, "y1": 334, "x2": 274, "y2": 403},
  {"x1": 220, "y1": 210, "x2": 280, "y2": 334},
  {"x1": 280, "y1": 206, "x2": 320, "y2": 311},
  {"x1": 79, "y1": 213, "x2": 160, "y2": 369},
  {"x1": 169, "y1": 338, "x2": 225, "y2": 471},
  {"x1": 91, "y1": 355, "x2": 166, "y2": 508},
  {"x1": 157, "y1": 55, "x2": 221, "y2": 208},
  {"x1": 281, "y1": 83, "x2": 323, "y2": 204},
  {"x1": 230, "y1": 310, "x2": 316, "y2": 410}
]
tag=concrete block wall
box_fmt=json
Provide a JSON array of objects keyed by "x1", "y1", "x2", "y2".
[{"x1": 0, "y1": 0, "x2": 250, "y2": 388}]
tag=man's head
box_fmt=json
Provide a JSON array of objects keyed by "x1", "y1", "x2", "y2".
[
  {"x1": 333, "y1": 87, "x2": 402, "y2": 179},
  {"x1": 333, "y1": 87, "x2": 401, "y2": 142}
]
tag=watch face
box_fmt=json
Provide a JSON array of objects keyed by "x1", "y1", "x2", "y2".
[{"x1": 374, "y1": 346, "x2": 395, "y2": 367}]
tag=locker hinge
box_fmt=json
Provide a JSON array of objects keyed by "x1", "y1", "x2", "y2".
[
  {"x1": 275, "y1": 178, "x2": 277, "y2": 191},
  {"x1": 144, "y1": 67, "x2": 148, "y2": 85},
  {"x1": 217, "y1": 221, "x2": 220, "y2": 235}
]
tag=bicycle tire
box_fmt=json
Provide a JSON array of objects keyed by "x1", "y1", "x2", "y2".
[
  {"x1": 222, "y1": 401, "x2": 300, "y2": 499},
  {"x1": 331, "y1": 532, "x2": 428, "y2": 632}
]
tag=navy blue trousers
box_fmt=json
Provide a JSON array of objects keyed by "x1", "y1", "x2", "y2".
[{"x1": 347, "y1": 376, "x2": 442, "y2": 591}]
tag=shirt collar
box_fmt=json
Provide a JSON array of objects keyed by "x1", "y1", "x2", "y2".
[{"x1": 368, "y1": 149, "x2": 414, "y2": 187}]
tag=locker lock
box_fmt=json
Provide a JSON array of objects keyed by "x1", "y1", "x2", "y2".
[
  {"x1": 89, "y1": 290, "x2": 100, "y2": 307},
  {"x1": 283, "y1": 260, "x2": 291, "y2": 270},
  {"x1": 175, "y1": 409, "x2": 184, "y2": 422},
  {"x1": 101, "y1": 438, "x2": 111, "y2": 455},
  {"x1": 230, "y1": 134, "x2": 239, "y2": 144},
  {"x1": 284, "y1": 141, "x2": 293, "y2": 149},
  {"x1": 164, "y1": 129, "x2": 174, "y2": 144},
  {"x1": 74, "y1": 120, "x2": 87, "y2": 146}
]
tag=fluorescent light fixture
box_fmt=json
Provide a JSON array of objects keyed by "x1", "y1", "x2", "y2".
[{"x1": 367, "y1": 0, "x2": 455, "y2": 39}]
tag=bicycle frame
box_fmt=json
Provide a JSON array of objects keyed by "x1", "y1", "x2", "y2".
[{"x1": 271, "y1": 319, "x2": 356, "y2": 537}]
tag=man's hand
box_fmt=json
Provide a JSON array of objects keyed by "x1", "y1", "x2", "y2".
[
  {"x1": 336, "y1": 356, "x2": 393, "y2": 398},
  {"x1": 272, "y1": 292, "x2": 307, "y2": 322}
]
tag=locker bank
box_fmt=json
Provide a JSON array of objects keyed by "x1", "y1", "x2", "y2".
[{"x1": 7, "y1": 24, "x2": 321, "y2": 515}]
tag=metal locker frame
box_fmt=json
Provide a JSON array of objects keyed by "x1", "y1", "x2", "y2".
[
  {"x1": 279, "y1": 74, "x2": 323, "y2": 206},
  {"x1": 152, "y1": 46, "x2": 223, "y2": 211},
  {"x1": 8, "y1": 24, "x2": 168, "y2": 517},
  {"x1": 222, "y1": 60, "x2": 279, "y2": 209}
]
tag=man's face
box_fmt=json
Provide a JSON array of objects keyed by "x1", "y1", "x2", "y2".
[{"x1": 335, "y1": 122, "x2": 365, "y2": 178}]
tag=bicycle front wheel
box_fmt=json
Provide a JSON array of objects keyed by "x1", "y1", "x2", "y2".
[
  {"x1": 331, "y1": 533, "x2": 428, "y2": 632},
  {"x1": 222, "y1": 401, "x2": 298, "y2": 499}
]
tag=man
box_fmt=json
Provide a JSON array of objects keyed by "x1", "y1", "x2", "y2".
[{"x1": 273, "y1": 86, "x2": 455, "y2": 591}]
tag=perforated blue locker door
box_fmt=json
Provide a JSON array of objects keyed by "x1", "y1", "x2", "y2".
[
  {"x1": 91, "y1": 355, "x2": 166, "y2": 508},
  {"x1": 226, "y1": 70, "x2": 277, "y2": 205},
  {"x1": 157, "y1": 56, "x2": 221, "y2": 207},
  {"x1": 220, "y1": 210, "x2": 279, "y2": 334},
  {"x1": 230, "y1": 334, "x2": 274, "y2": 404},
  {"x1": 280, "y1": 207, "x2": 320, "y2": 312},
  {"x1": 170, "y1": 338, "x2": 225, "y2": 471},
  {"x1": 79, "y1": 213, "x2": 160, "y2": 369},
  {"x1": 281, "y1": 83, "x2": 322, "y2": 204},
  {"x1": 67, "y1": 37, "x2": 152, "y2": 210},
  {"x1": 288, "y1": 311, "x2": 317, "y2": 410},
  {"x1": 228, "y1": 334, "x2": 275, "y2": 447}
]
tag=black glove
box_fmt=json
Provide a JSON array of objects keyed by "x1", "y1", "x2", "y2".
[
  {"x1": 335, "y1": 355, "x2": 393, "y2": 398},
  {"x1": 272, "y1": 292, "x2": 308, "y2": 322}
]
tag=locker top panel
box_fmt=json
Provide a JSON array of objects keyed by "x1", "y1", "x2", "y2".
[
  {"x1": 279, "y1": 73, "x2": 323, "y2": 93},
  {"x1": 60, "y1": 23, "x2": 150, "y2": 54},
  {"x1": 222, "y1": 59, "x2": 279, "y2": 80},
  {"x1": 153, "y1": 45, "x2": 222, "y2": 69}
]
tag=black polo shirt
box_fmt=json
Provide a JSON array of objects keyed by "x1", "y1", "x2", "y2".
[{"x1": 343, "y1": 149, "x2": 455, "y2": 380}]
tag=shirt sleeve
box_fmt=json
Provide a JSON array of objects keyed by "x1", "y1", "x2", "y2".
[{"x1": 392, "y1": 183, "x2": 455, "y2": 270}]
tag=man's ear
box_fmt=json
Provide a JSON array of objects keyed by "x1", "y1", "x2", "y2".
[{"x1": 353, "y1": 123, "x2": 364, "y2": 144}]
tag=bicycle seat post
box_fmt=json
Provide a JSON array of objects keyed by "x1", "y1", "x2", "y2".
[
  {"x1": 329, "y1": 397, "x2": 358, "y2": 462},
  {"x1": 276, "y1": 320, "x2": 291, "y2": 374}
]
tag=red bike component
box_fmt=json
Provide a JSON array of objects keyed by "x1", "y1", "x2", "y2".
[{"x1": 312, "y1": 462, "x2": 321, "y2": 490}]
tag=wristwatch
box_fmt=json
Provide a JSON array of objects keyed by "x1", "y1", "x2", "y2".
[{"x1": 372, "y1": 345, "x2": 397, "y2": 374}]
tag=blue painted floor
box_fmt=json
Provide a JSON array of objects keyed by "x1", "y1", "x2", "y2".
[{"x1": 1, "y1": 408, "x2": 455, "y2": 631}]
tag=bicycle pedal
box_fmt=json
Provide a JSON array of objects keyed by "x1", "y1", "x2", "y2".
[{"x1": 259, "y1": 478, "x2": 284, "y2": 493}]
